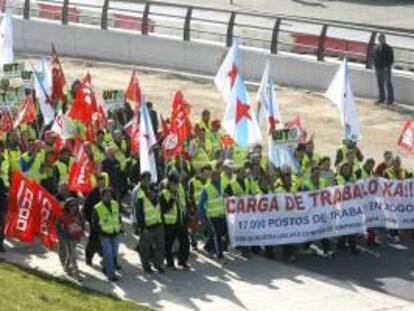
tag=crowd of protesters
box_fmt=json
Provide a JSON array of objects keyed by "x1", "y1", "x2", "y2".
[{"x1": 0, "y1": 73, "x2": 412, "y2": 283}]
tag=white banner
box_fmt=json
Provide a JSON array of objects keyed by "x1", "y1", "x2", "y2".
[{"x1": 225, "y1": 178, "x2": 414, "y2": 246}]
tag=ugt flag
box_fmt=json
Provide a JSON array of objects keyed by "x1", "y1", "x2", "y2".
[
  {"x1": 325, "y1": 54, "x2": 361, "y2": 141},
  {"x1": 214, "y1": 40, "x2": 261, "y2": 149},
  {"x1": 256, "y1": 60, "x2": 282, "y2": 133}
]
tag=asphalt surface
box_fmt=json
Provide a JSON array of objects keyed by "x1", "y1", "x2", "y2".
[{"x1": 294, "y1": 239, "x2": 414, "y2": 303}]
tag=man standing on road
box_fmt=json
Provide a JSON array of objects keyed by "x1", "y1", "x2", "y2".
[
  {"x1": 373, "y1": 33, "x2": 394, "y2": 105},
  {"x1": 93, "y1": 188, "x2": 122, "y2": 282}
]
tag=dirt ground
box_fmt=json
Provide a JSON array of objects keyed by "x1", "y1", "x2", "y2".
[{"x1": 19, "y1": 55, "x2": 414, "y2": 169}]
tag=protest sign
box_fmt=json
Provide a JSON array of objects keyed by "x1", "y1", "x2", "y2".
[
  {"x1": 226, "y1": 178, "x2": 414, "y2": 246},
  {"x1": 3, "y1": 62, "x2": 24, "y2": 79},
  {"x1": 102, "y1": 89, "x2": 125, "y2": 111},
  {"x1": 272, "y1": 127, "x2": 299, "y2": 145},
  {"x1": 0, "y1": 86, "x2": 24, "y2": 110}
]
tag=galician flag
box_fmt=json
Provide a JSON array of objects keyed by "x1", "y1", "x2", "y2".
[
  {"x1": 0, "y1": 7, "x2": 13, "y2": 65},
  {"x1": 256, "y1": 60, "x2": 282, "y2": 133},
  {"x1": 325, "y1": 55, "x2": 361, "y2": 141},
  {"x1": 140, "y1": 96, "x2": 158, "y2": 182},
  {"x1": 214, "y1": 40, "x2": 261, "y2": 149}
]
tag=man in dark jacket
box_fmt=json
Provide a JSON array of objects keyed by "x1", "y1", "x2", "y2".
[
  {"x1": 83, "y1": 175, "x2": 105, "y2": 265},
  {"x1": 373, "y1": 33, "x2": 394, "y2": 105},
  {"x1": 102, "y1": 146, "x2": 123, "y2": 204}
]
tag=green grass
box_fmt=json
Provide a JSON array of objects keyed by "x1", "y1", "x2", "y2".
[{"x1": 0, "y1": 260, "x2": 153, "y2": 311}]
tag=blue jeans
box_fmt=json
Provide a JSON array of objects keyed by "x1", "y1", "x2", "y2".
[
  {"x1": 100, "y1": 236, "x2": 119, "y2": 279},
  {"x1": 375, "y1": 67, "x2": 394, "y2": 103}
]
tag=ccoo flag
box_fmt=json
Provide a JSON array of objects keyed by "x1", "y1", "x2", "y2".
[
  {"x1": 325, "y1": 54, "x2": 361, "y2": 141},
  {"x1": 140, "y1": 96, "x2": 158, "y2": 182},
  {"x1": 0, "y1": 7, "x2": 14, "y2": 65},
  {"x1": 256, "y1": 60, "x2": 282, "y2": 133},
  {"x1": 214, "y1": 40, "x2": 261, "y2": 149}
]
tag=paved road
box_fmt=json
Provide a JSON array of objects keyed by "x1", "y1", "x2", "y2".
[
  {"x1": 119, "y1": 0, "x2": 414, "y2": 30},
  {"x1": 2, "y1": 223, "x2": 414, "y2": 310},
  {"x1": 35, "y1": 0, "x2": 414, "y2": 30}
]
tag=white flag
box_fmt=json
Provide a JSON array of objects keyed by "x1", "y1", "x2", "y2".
[
  {"x1": 214, "y1": 40, "x2": 261, "y2": 149},
  {"x1": 214, "y1": 41, "x2": 238, "y2": 102},
  {"x1": 256, "y1": 60, "x2": 283, "y2": 131},
  {"x1": 325, "y1": 55, "x2": 361, "y2": 141},
  {"x1": 34, "y1": 58, "x2": 55, "y2": 125},
  {"x1": 0, "y1": 8, "x2": 14, "y2": 65},
  {"x1": 140, "y1": 97, "x2": 158, "y2": 182},
  {"x1": 51, "y1": 111, "x2": 74, "y2": 139}
]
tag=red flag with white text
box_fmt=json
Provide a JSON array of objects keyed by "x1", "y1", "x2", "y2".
[
  {"x1": 68, "y1": 73, "x2": 98, "y2": 123},
  {"x1": 14, "y1": 96, "x2": 37, "y2": 129},
  {"x1": 398, "y1": 120, "x2": 414, "y2": 152},
  {"x1": 68, "y1": 144, "x2": 95, "y2": 193},
  {"x1": 5, "y1": 171, "x2": 39, "y2": 244},
  {"x1": 31, "y1": 181, "x2": 63, "y2": 249},
  {"x1": 162, "y1": 91, "x2": 192, "y2": 160}
]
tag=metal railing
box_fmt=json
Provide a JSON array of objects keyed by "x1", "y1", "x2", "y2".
[{"x1": 6, "y1": 0, "x2": 414, "y2": 72}]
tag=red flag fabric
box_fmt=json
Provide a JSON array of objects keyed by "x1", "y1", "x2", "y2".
[
  {"x1": 397, "y1": 120, "x2": 414, "y2": 152},
  {"x1": 5, "y1": 171, "x2": 39, "y2": 243},
  {"x1": 162, "y1": 91, "x2": 193, "y2": 160},
  {"x1": 68, "y1": 144, "x2": 95, "y2": 193},
  {"x1": 31, "y1": 181, "x2": 63, "y2": 249},
  {"x1": 0, "y1": 109, "x2": 13, "y2": 133},
  {"x1": 125, "y1": 70, "x2": 141, "y2": 112},
  {"x1": 68, "y1": 73, "x2": 98, "y2": 123},
  {"x1": 51, "y1": 44, "x2": 67, "y2": 104},
  {"x1": 124, "y1": 116, "x2": 140, "y2": 153},
  {"x1": 96, "y1": 104, "x2": 108, "y2": 128},
  {"x1": 14, "y1": 96, "x2": 37, "y2": 129},
  {"x1": 286, "y1": 115, "x2": 306, "y2": 144},
  {"x1": 158, "y1": 114, "x2": 169, "y2": 140}
]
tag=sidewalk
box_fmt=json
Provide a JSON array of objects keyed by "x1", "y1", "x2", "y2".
[{"x1": 1, "y1": 235, "x2": 414, "y2": 311}]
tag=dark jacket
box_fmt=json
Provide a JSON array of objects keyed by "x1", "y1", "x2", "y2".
[
  {"x1": 373, "y1": 43, "x2": 394, "y2": 69},
  {"x1": 83, "y1": 187, "x2": 101, "y2": 224},
  {"x1": 102, "y1": 156, "x2": 122, "y2": 190}
]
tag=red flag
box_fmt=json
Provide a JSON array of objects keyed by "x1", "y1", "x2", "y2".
[
  {"x1": 96, "y1": 104, "x2": 108, "y2": 128},
  {"x1": 124, "y1": 116, "x2": 140, "y2": 153},
  {"x1": 159, "y1": 114, "x2": 169, "y2": 139},
  {"x1": 68, "y1": 144, "x2": 95, "y2": 193},
  {"x1": 0, "y1": 109, "x2": 13, "y2": 133},
  {"x1": 125, "y1": 70, "x2": 141, "y2": 112},
  {"x1": 32, "y1": 181, "x2": 63, "y2": 249},
  {"x1": 68, "y1": 73, "x2": 98, "y2": 123},
  {"x1": 286, "y1": 115, "x2": 306, "y2": 144},
  {"x1": 51, "y1": 43, "x2": 67, "y2": 104},
  {"x1": 397, "y1": 120, "x2": 414, "y2": 152},
  {"x1": 162, "y1": 91, "x2": 193, "y2": 160},
  {"x1": 5, "y1": 171, "x2": 39, "y2": 244},
  {"x1": 14, "y1": 96, "x2": 37, "y2": 129}
]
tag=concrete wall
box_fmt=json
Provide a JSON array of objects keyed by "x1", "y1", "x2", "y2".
[{"x1": 13, "y1": 18, "x2": 414, "y2": 104}]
